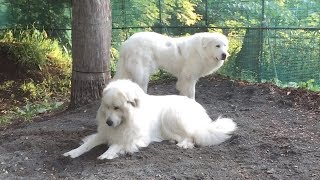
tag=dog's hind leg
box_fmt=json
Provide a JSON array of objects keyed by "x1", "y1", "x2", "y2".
[
  {"x1": 63, "y1": 133, "x2": 105, "y2": 158},
  {"x1": 131, "y1": 63, "x2": 156, "y2": 92},
  {"x1": 97, "y1": 144, "x2": 124, "y2": 160},
  {"x1": 134, "y1": 72, "x2": 150, "y2": 93}
]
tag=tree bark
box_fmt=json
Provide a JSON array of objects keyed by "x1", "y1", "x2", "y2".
[{"x1": 69, "y1": 0, "x2": 112, "y2": 109}]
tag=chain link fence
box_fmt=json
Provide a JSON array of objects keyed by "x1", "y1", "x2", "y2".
[{"x1": 1, "y1": 0, "x2": 319, "y2": 87}]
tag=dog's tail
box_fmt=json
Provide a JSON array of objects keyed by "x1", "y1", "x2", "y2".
[{"x1": 194, "y1": 117, "x2": 237, "y2": 146}]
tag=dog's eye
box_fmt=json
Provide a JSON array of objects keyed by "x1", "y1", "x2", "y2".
[
  {"x1": 216, "y1": 45, "x2": 221, "y2": 48},
  {"x1": 114, "y1": 106, "x2": 120, "y2": 110}
]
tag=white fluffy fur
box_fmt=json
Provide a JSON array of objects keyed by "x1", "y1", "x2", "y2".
[
  {"x1": 114, "y1": 31, "x2": 229, "y2": 99},
  {"x1": 63, "y1": 80, "x2": 237, "y2": 160}
]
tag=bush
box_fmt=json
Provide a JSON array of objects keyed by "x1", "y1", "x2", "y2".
[
  {"x1": 1, "y1": 28, "x2": 70, "y2": 72},
  {"x1": 0, "y1": 28, "x2": 71, "y2": 124}
]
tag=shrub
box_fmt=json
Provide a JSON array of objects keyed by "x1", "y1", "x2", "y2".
[{"x1": 0, "y1": 28, "x2": 71, "y2": 124}]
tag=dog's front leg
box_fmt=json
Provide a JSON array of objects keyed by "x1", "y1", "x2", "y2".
[
  {"x1": 176, "y1": 77, "x2": 196, "y2": 99},
  {"x1": 63, "y1": 133, "x2": 105, "y2": 158},
  {"x1": 177, "y1": 138, "x2": 194, "y2": 149},
  {"x1": 97, "y1": 144, "x2": 124, "y2": 160}
]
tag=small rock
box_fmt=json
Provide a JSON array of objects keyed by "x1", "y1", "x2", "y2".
[{"x1": 267, "y1": 168, "x2": 275, "y2": 174}]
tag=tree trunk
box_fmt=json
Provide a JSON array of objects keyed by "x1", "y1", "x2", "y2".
[{"x1": 69, "y1": 0, "x2": 112, "y2": 109}]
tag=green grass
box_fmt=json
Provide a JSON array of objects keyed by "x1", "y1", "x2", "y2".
[{"x1": 274, "y1": 79, "x2": 320, "y2": 92}]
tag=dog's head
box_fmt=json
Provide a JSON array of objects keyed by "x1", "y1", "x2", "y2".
[
  {"x1": 98, "y1": 79, "x2": 144, "y2": 128},
  {"x1": 201, "y1": 32, "x2": 229, "y2": 61}
]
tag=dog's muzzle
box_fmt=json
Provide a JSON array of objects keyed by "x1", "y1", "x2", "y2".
[
  {"x1": 221, "y1": 53, "x2": 227, "y2": 60},
  {"x1": 106, "y1": 118, "x2": 113, "y2": 126}
]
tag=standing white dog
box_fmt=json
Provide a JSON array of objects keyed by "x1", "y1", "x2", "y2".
[
  {"x1": 63, "y1": 80, "x2": 237, "y2": 160},
  {"x1": 114, "y1": 32, "x2": 229, "y2": 99}
]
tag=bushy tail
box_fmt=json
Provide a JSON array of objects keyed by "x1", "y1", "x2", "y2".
[{"x1": 194, "y1": 117, "x2": 237, "y2": 146}]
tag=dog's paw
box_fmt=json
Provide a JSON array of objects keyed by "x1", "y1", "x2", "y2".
[
  {"x1": 97, "y1": 152, "x2": 119, "y2": 160},
  {"x1": 177, "y1": 139, "x2": 194, "y2": 149},
  {"x1": 135, "y1": 139, "x2": 149, "y2": 148},
  {"x1": 63, "y1": 149, "x2": 82, "y2": 158}
]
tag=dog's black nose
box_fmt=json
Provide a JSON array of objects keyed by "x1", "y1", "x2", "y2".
[
  {"x1": 221, "y1": 53, "x2": 227, "y2": 60},
  {"x1": 106, "y1": 119, "x2": 113, "y2": 126}
]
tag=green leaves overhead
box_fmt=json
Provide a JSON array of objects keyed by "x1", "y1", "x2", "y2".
[
  {"x1": 4, "y1": 0, "x2": 319, "y2": 31},
  {"x1": 111, "y1": 0, "x2": 202, "y2": 27},
  {"x1": 111, "y1": 0, "x2": 319, "y2": 31},
  {"x1": 4, "y1": 0, "x2": 71, "y2": 45}
]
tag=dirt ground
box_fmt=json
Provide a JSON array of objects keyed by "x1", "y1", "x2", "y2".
[{"x1": 0, "y1": 76, "x2": 319, "y2": 180}]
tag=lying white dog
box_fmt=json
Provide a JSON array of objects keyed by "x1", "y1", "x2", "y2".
[
  {"x1": 63, "y1": 80, "x2": 236, "y2": 160},
  {"x1": 114, "y1": 32, "x2": 229, "y2": 99}
]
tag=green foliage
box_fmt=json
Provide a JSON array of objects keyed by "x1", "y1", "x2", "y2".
[
  {"x1": 150, "y1": 70, "x2": 174, "y2": 82},
  {"x1": 261, "y1": 78, "x2": 320, "y2": 92},
  {"x1": 1, "y1": 100, "x2": 64, "y2": 124},
  {"x1": 112, "y1": 0, "x2": 201, "y2": 27},
  {"x1": 0, "y1": 113, "x2": 15, "y2": 125},
  {"x1": 21, "y1": 81, "x2": 37, "y2": 98},
  {"x1": 261, "y1": 29, "x2": 320, "y2": 84},
  {"x1": 161, "y1": 0, "x2": 202, "y2": 26},
  {"x1": 15, "y1": 101, "x2": 64, "y2": 121},
  {"x1": 298, "y1": 79, "x2": 320, "y2": 92},
  {"x1": 4, "y1": 0, "x2": 71, "y2": 46},
  {"x1": 1, "y1": 28, "x2": 71, "y2": 71},
  {"x1": 0, "y1": 28, "x2": 71, "y2": 125},
  {"x1": 110, "y1": 47, "x2": 119, "y2": 77},
  {"x1": 111, "y1": 0, "x2": 203, "y2": 46}
]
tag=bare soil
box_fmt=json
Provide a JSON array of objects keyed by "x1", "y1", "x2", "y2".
[{"x1": 0, "y1": 76, "x2": 319, "y2": 179}]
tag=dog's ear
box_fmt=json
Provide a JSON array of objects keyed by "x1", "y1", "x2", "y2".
[
  {"x1": 201, "y1": 37, "x2": 212, "y2": 48},
  {"x1": 127, "y1": 98, "x2": 139, "y2": 108}
]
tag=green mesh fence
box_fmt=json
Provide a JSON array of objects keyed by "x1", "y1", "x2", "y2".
[
  {"x1": 0, "y1": 0, "x2": 72, "y2": 46},
  {"x1": 1, "y1": 0, "x2": 319, "y2": 87}
]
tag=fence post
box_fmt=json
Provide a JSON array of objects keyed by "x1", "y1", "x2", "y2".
[
  {"x1": 121, "y1": 0, "x2": 128, "y2": 39},
  {"x1": 158, "y1": 0, "x2": 163, "y2": 33},
  {"x1": 258, "y1": 0, "x2": 265, "y2": 83},
  {"x1": 205, "y1": 0, "x2": 208, "y2": 27}
]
